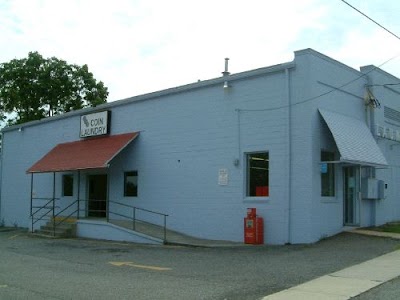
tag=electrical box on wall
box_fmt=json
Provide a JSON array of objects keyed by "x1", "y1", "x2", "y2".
[
  {"x1": 377, "y1": 180, "x2": 385, "y2": 199},
  {"x1": 361, "y1": 178, "x2": 378, "y2": 199}
]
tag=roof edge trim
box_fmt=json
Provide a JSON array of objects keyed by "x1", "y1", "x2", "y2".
[{"x1": 1, "y1": 61, "x2": 295, "y2": 133}]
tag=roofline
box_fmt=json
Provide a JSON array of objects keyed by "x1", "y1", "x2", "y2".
[
  {"x1": 1, "y1": 60, "x2": 295, "y2": 133},
  {"x1": 295, "y1": 48, "x2": 362, "y2": 76},
  {"x1": 360, "y1": 65, "x2": 400, "y2": 83}
]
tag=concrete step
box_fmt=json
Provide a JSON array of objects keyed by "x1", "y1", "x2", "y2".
[
  {"x1": 35, "y1": 220, "x2": 76, "y2": 238},
  {"x1": 35, "y1": 229, "x2": 71, "y2": 237},
  {"x1": 40, "y1": 224, "x2": 75, "y2": 231},
  {"x1": 35, "y1": 229, "x2": 70, "y2": 238}
]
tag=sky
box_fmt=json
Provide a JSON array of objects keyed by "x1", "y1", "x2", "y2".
[{"x1": 1, "y1": 0, "x2": 400, "y2": 102}]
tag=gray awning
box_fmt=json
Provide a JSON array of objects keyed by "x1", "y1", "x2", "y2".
[{"x1": 319, "y1": 109, "x2": 388, "y2": 167}]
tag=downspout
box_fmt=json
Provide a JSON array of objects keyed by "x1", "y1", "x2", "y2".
[
  {"x1": 106, "y1": 167, "x2": 110, "y2": 222},
  {"x1": 30, "y1": 173, "x2": 34, "y2": 232},
  {"x1": 363, "y1": 87, "x2": 370, "y2": 228},
  {"x1": 52, "y1": 172, "x2": 56, "y2": 236},
  {"x1": 365, "y1": 83, "x2": 378, "y2": 226},
  {"x1": 0, "y1": 133, "x2": 3, "y2": 221},
  {"x1": 285, "y1": 68, "x2": 292, "y2": 244},
  {"x1": 359, "y1": 165, "x2": 362, "y2": 226},
  {"x1": 77, "y1": 170, "x2": 81, "y2": 219},
  {"x1": 236, "y1": 109, "x2": 241, "y2": 166}
]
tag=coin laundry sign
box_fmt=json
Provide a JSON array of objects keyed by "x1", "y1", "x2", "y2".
[{"x1": 80, "y1": 111, "x2": 110, "y2": 138}]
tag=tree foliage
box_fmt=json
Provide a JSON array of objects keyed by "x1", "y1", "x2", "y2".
[{"x1": 0, "y1": 52, "x2": 108, "y2": 125}]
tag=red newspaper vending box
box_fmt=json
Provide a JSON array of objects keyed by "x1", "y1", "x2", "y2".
[{"x1": 244, "y1": 208, "x2": 264, "y2": 244}]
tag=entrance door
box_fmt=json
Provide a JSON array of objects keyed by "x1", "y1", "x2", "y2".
[
  {"x1": 343, "y1": 167, "x2": 359, "y2": 225},
  {"x1": 88, "y1": 174, "x2": 107, "y2": 218}
]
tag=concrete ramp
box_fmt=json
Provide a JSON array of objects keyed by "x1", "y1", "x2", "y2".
[
  {"x1": 76, "y1": 219, "x2": 163, "y2": 245},
  {"x1": 108, "y1": 219, "x2": 245, "y2": 247},
  {"x1": 77, "y1": 219, "x2": 245, "y2": 247}
]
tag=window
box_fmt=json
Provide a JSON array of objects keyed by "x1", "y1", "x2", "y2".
[
  {"x1": 124, "y1": 171, "x2": 138, "y2": 197},
  {"x1": 62, "y1": 174, "x2": 74, "y2": 196},
  {"x1": 321, "y1": 151, "x2": 335, "y2": 197},
  {"x1": 247, "y1": 152, "x2": 269, "y2": 197}
]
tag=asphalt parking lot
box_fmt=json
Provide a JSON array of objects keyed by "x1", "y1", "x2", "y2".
[
  {"x1": 0, "y1": 228, "x2": 399, "y2": 300},
  {"x1": 352, "y1": 276, "x2": 400, "y2": 300}
]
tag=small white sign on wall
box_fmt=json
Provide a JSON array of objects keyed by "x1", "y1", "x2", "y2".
[{"x1": 218, "y1": 168, "x2": 229, "y2": 186}]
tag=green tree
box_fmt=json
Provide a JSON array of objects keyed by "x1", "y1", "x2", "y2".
[{"x1": 0, "y1": 52, "x2": 108, "y2": 125}]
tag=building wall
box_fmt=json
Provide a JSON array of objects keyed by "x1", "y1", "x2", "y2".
[
  {"x1": 0, "y1": 114, "x2": 81, "y2": 228},
  {"x1": 0, "y1": 64, "x2": 293, "y2": 244},
  {"x1": 1, "y1": 49, "x2": 399, "y2": 244},
  {"x1": 291, "y1": 49, "x2": 372, "y2": 243},
  {"x1": 362, "y1": 66, "x2": 400, "y2": 225},
  {"x1": 106, "y1": 70, "x2": 292, "y2": 244}
]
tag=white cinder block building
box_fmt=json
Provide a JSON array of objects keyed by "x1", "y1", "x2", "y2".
[{"x1": 0, "y1": 48, "x2": 399, "y2": 244}]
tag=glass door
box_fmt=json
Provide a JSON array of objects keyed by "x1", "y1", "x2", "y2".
[
  {"x1": 343, "y1": 166, "x2": 360, "y2": 225},
  {"x1": 88, "y1": 174, "x2": 107, "y2": 218}
]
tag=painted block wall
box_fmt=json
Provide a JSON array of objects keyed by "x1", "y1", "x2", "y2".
[
  {"x1": 2, "y1": 49, "x2": 398, "y2": 244},
  {"x1": 286, "y1": 69, "x2": 315, "y2": 244},
  {"x1": 106, "y1": 70, "x2": 292, "y2": 244},
  {"x1": 361, "y1": 66, "x2": 400, "y2": 225},
  {"x1": 0, "y1": 64, "x2": 293, "y2": 244},
  {"x1": 0, "y1": 115, "x2": 82, "y2": 229},
  {"x1": 291, "y1": 49, "x2": 373, "y2": 243}
]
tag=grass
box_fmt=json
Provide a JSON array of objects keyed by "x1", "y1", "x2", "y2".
[{"x1": 368, "y1": 222, "x2": 400, "y2": 234}]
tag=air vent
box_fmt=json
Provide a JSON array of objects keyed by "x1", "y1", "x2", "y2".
[{"x1": 384, "y1": 106, "x2": 400, "y2": 123}]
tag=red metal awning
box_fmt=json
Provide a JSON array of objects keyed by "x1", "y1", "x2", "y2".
[{"x1": 27, "y1": 132, "x2": 139, "y2": 173}]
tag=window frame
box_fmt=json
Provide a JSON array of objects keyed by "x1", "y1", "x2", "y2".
[
  {"x1": 245, "y1": 151, "x2": 269, "y2": 198},
  {"x1": 124, "y1": 171, "x2": 138, "y2": 197},
  {"x1": 62, "y1": 174, "x2": 74, "y2": 197},
  {"x1": 321, "y1": 150, "x2": 335, "y2": 197}
]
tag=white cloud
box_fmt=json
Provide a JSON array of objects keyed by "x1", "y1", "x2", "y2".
[{"x1": 1, "y1": 0, "x2": 400, "y2": 101}]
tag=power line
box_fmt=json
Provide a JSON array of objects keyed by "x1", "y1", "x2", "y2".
[
  {"x1": 368, "y1": 83, "x2": 400, "y2": 87},
  {"x1": 340, "y1": 0, "x2": 400, "y2": 41},
  {"x1": 237, "y1": 1, "x2": 400, "y2": 113},
  {"x1": 237, "y1": 52, "x2": 400, "y2": 113}
]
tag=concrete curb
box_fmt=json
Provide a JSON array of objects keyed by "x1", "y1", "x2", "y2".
[
  {"x1": 350, "y1": 229, "x2": 400, "y2": 240},
  {"x1": 261, "y1": 229, "x2": 400, "y2": 299},
  {"x1": 261, "y1": 249, "x2": 400, "y2": 299},
  {"x1": 0, "y1": 227, "x2": 21, "y2": 232}
]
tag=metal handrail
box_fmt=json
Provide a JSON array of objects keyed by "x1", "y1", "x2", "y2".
[
  {"x1": 31, "y1": 197, "x2": 169, "y2": 242},
  {"x1": 31, "y1": 208, "x2": 52, "y2": 225},
  {"x1": 31, "y1": 198, "x2": 54, "y2": 216},
  {"x1": 54, "y1": 200, "x2": 79, "y2": 226},
  {"x1": 31, "y1": 198, "x2": 79, "y2": 236},
  {"x1": 54, "y1": 200, "x2": 78, "y2": 218},
  {"x1": 31, "y1": 205, "x2": 59, "y2": 209},
  {"x1": 31, "y1": 198, "x2": 56, "y2": 231},
  {"x1": 108, "y1": 200, "x2": 169, "y2": 243}
]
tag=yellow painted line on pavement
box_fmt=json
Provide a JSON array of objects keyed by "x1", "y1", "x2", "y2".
[
  {"x1": 109, "y1": 261, "x2": 171, "y2": 271},
  {"x1": 9, "y1": 234, "x2": 20, "y2": 239},
  {"x1": 0, "y1": 285, "x2": 8, "y2": 288}
]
